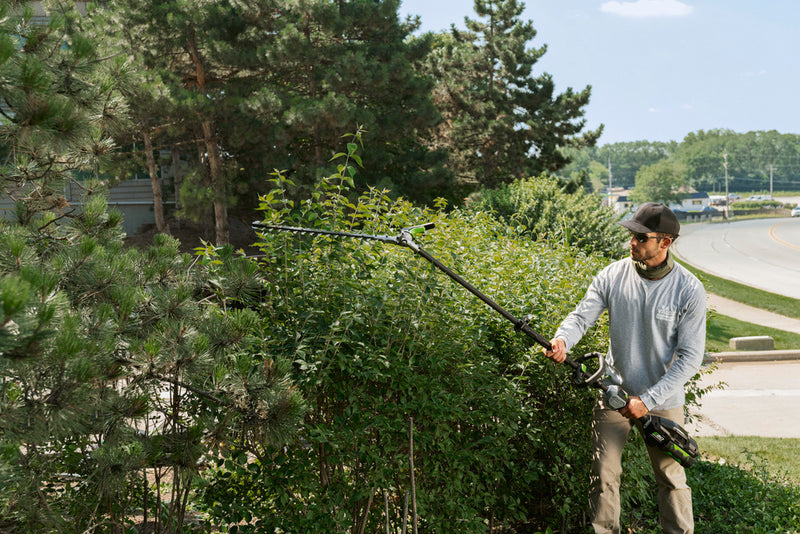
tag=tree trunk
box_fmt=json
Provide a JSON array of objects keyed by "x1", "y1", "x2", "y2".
[
  {"x1": 187, "y1": 24, "x2": 229, "y2": 245},
  {"x1": 141, "y1": 128, "x2": 168, "y2": 233},
  {"x1": 353, "y1": 489, "x2": 374, "y2": 534},
  {"x1": 201, "y1": 119, "x2": 229, "y2": 245}
]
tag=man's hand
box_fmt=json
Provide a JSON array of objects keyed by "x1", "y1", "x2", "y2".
[
  {"x1": 619, "y1": 395, "x2": 649, "y2": 419},
  {"x1": 544, "y1": 337, "x2": 567, "y2": 364}
]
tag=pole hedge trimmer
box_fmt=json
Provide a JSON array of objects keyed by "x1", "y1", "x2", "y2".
[{"x1": 253, "y1": 221, "x2": 699, "y2": 468}]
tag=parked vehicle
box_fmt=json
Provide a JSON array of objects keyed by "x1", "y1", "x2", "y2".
[{"x1": 791, "y1": 206, "x2": 800, "y2": 217}]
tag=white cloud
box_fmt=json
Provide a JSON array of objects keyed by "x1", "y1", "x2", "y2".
[
  {"x1": 600, "y1": 0, "x2": 693, "y2": 18},
  {"x1": 648, "y1": 107, "x2": 659, "y2": 113}
]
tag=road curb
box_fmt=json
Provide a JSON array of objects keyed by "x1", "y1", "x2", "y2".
[{"x1": 704, "y1": 349, "x2": 800, "y2": 363}]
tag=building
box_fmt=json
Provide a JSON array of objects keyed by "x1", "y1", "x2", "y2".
[{"x1": 672, "y1": 191, "x2": 711, "y2": 213}]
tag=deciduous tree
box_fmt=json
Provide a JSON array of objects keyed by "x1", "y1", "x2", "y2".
[{"x1": 631, "y1": 159, "x2": 687, "y2": 205}]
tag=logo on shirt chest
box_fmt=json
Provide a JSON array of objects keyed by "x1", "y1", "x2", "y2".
[{"x1": 655, "y1": 306, "x2": 677, "y2": 322}]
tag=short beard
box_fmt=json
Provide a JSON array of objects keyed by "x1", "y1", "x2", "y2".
[{"x1": 630, "y1": 247, "x2": 660, "y2": 264}]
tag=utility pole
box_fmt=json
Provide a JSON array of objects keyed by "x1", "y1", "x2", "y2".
[
  {"x1": 723, "y1": 152, "x2": 729, "y2": 220},
  {"x1": 608, "y1": 156, "x2": 613, "y2": 192},
  {"x1": 769, "y1": 165, "x2": 774, "y2": 200}
]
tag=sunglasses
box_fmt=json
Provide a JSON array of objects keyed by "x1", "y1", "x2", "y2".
[{"x1": 630, "y1": 232, "x2": 665, "y2": 244}]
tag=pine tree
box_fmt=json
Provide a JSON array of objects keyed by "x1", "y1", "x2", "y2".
[
  {"x1": 0, "y1": 202, "x2": 306, "y2": 531},
  {"x1": 241, "y1": 0, "x2": 446, "y2": 201},
  {"x1": 107, "y1": 0, "x2": 248, "y2": 245},
  {"x1": 109, "y1": 0, "x2": 447, "y2": 213},
  {"x1": 1, "y1": 3, "x2": 305, "y2": 530},
  {"x1": 0, "y1": 0, "x2": 128, "y2": 223},
  {"x1": 422, "y1": 0, "x2": 602, "y2": 190}
]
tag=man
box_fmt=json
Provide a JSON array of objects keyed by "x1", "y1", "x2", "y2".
[{"x1": 545, "y1": 202, "x2": 706, "y2": 534}]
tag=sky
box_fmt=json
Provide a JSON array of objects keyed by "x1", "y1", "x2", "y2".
[{"x1": 397, "y1": 0, "x2": 800, "y2": 146}]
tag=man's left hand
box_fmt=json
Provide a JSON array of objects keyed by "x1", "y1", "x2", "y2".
[{"x1": 619, "y1": 395, "x2": 649, "y2": 419}]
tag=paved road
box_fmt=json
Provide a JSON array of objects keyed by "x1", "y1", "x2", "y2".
[
  {"x1": 673, "y1": 217, "x2": 800, "y2": 299},
  {"x1": 687, "y1": 360, "x2": 800, "y2": 438}
]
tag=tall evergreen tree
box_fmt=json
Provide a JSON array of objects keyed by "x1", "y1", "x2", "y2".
[
  {"x1": 108, "y1": 0, "x2": 446, "y2": 222},
  {"x1": 108, "y1": 0, "x2": 247, "y2": 245},
  {"x1": 207, "y1": 0, "x2": 449, "y2": 203},
  {"x1": 250, "y1": 0, "x2": 447, "y2": 201},
  {"x1": 422, "y1": 0, "x2": 601, "y2": 190},
  {"x1": 1, "y1": 3, "x2": 305, "y2": 530}
]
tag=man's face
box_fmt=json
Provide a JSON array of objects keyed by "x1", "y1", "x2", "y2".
[{"x1": 628, "y1": 232, "x2": 666, "y2": 263}]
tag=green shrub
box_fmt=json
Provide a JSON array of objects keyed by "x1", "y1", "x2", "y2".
[
  {"x1": 732, "y1": 200, "x2": 783, "y2": 210},
  {"x1": 583, "y1": 446, "x2": 800, "y2": 533},
  {"x1": 467, "y1": 176, "x2": 628, "y2": 259},
  {"x1": 199, "y1": 150, "x2": 616, "y2": 531},
  {"x1": 198, "y1": 140, "x2": 737, "y2": 532}
]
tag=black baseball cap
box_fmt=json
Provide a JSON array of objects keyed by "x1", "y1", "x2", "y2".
[{"x1": 619, "y1": 202, "x2": 680, "y2": 237}]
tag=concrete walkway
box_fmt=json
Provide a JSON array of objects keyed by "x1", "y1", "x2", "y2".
[
  {"x1": 690, "y1": 294, "x2": 800, "y2": 437},
  {"x1": 707, "y1": 293, "x2": 800, "y2": 335}
]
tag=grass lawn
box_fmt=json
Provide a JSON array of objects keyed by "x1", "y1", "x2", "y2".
[
  {"x1": 697, "y1": 436, "x2": 800, "y2": 484},
  {"x1": 676, "y1": 259, "x2": 800, "y2": 320},
  {"x1": 705, "y1": 313, "x2": 800, "y2": 352}
]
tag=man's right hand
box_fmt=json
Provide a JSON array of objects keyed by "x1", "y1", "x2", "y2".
[{"x1": 544, "y1": 337, "x2": 567, "y2": 363}]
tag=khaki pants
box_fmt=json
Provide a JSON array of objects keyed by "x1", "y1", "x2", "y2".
[{"x1": 589, "y1": 401, "x2": 694, "y2": 534}]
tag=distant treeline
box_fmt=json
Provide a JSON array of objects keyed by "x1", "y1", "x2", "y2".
[{"x1": 562, "y1": 129, "x2": 800, "y2": 193}]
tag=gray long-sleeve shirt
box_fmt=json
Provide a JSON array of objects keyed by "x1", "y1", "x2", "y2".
[{"x1": 554, "y1": 257, "x2": 706, "y2": 411}]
